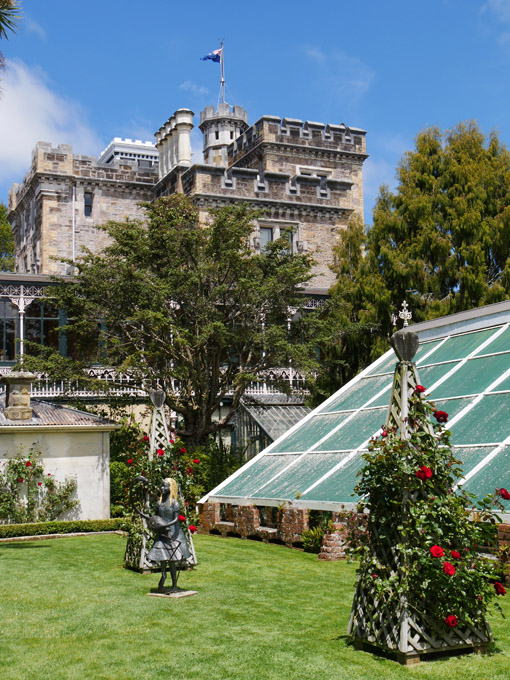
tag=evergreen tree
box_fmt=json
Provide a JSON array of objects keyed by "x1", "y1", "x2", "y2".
[
  {"x1": 318, "y1": 122, "x2": 510, "y2": 398},
  {"x1": 0, "y1": 202, "x2": 14, "y2": 271},
  {"x1": 37, "y1": 195, "x2": 316, "y2": 446}
]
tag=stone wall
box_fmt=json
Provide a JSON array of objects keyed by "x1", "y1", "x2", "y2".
[
  {"x1": 8, "y1": 143, "x2": 157, "y2": 275},
  {"x1": 198, "y1": 501, "x2": 309, "y2": 547}
]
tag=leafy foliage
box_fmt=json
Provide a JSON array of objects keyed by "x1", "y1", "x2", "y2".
[
  {"x1": 351, "y1": 387, "x2": 506, "y2": 629},
  {"x1": 48, "y1": 195, "x2": 316, "y2": 445},
  {"x1": 0, "y1": 202, "x2": 14, "y2": 271},
  {"x1": 0, "y1": 518, "x2": 129, "y2": 538},
  {"x1": 318, "y1": 122, "x2": 510, "y2": 398},
  {"x1": 0, "y1": 446, "x2": 79, "y2": 524}
]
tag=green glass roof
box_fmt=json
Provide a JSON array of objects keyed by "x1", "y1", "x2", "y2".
[{"x1": 204, "y1": 306, "x2": 510, "y2": 513}]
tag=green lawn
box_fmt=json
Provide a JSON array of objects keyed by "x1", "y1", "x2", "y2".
[{"x1": 1, "y1": 534, "x2": 509, "y2": 680}]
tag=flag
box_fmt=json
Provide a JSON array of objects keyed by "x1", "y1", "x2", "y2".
[{"x1": 201, "y1": 48, "x2": 222, "y2": 63}]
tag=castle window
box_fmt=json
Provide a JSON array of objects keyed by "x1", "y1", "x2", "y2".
[
  {"x1": 84, "y1": 192, "x2": 93, "y2": 217},
  {"x1": 259, "y1": 227, "x2": 273, "y2": 251},
  {"x1": 215, "y1": 131, "x2": 219, "y2": 140},
  {"x1": 230, "y1": 131, "x2": 234, "y2": 139}
]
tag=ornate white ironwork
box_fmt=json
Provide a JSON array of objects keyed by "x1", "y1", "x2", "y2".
[{"x1": 398, "y1": 300, "x2": 412, "y2": 327}]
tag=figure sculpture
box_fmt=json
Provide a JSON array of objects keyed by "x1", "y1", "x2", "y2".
[{"x1": 146, "y1": 477, "x2": 192, "y2": 593}]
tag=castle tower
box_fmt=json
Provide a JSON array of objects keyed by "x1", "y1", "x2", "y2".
[
  {"x1": 199, "y1": 104, "x2": 248, "y2": 167},
  {"x1": 154, "y1": 109, "x2": 194, "y2": 179}
]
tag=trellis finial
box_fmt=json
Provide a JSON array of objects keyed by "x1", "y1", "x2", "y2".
[{"x1": 399, "y1": 300, "x2": 412, "y2": 327}]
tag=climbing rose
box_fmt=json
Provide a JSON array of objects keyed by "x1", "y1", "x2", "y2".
[
  {"x1": 26, "y1": 461, "x2": 32, "y2": 467},
  {"x1": 188, "y1": 525, "x2": 197, "y2": 533},
  {"x1": 443, "y1": 561, "x2": 456, "y2": 576},
  {"x1": 433, "y1": 410, "x2": 448, "y2": 423},
  {"x1": 445, "y1": 615, "x2": 458, "y2": 628},
  {"x1": 178, "y1": 514, "x2": 186, "y2": 522},
  {"x1": 499, "y1": 488, "x2": 510, "y2": 501},
  {"x1": 170, "y1": 439, "x2": 175, "y2": 444},
  {"x1": 18, "y1": 478, "x2": 23, "y2": 483},
  {"x1": 143, "y1": 436, "x2": 149, "y2": 441},
  {"x1": 372, "y1": 574, "x2": 378, "y2": 579},
  {"x1": 416, "y1": 465, "x2": 432, "y2": 481},
  {"x1": 179, "y1": 448, "x2": 187, "y2": 454},
  {"x1": 48, "y1": 473, "x2": 51, "y2": 476},
  {"x1": 127, "y1": 458, "x2": 133, "y2": 464},
  {"x1": 415, "y1": 385, "x2": 426, "y2": 393},
  {"x1": 193, "y1": 459, "x2": 200, "y2": 464},
  {"x1": 494, "y1": 582, "x2": 506, "y2": 596},
  {"x1": 186, "y1": 466, "x2": 193, "y2": 475},
  {"x1": 430, "y1": 545, "x2": 444, "y2": 558},
  {"x1": 37, "y1": 482, "x2": 42, "y2": 486},
  {"x1": 156, "y1": 449, "x2": 164, "y2": 456},
  {"x1": 381, "y1": 427, "x2": 387, "y2": 438},
  {"x1": 451, "y1": 550, "x2": 461, "y2": 559}
]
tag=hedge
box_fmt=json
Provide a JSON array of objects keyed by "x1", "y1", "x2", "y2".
[{"x1": 0, "y1": 518, "x2": 132, "y2": 539}]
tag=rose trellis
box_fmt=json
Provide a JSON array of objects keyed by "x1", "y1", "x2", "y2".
[{"x1": 347, "y1": 330, "x2": 507, "y2": 665}]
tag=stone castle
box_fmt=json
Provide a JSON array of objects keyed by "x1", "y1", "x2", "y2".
[{"x1": 8, "y1": 103, "x2": 367, "y2": 292}]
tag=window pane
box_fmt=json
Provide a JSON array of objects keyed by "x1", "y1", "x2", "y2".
[{"x1": 260, "y1": 227, "x2": 273, "y2": 251}]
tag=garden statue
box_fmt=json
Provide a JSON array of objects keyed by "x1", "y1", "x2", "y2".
[{"x1": 131, "y1": 476, "x2": 194, "y2": 595}]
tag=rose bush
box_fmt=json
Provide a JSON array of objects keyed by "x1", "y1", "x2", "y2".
[{"x1": 350, "y1": 386, "x2": 505, "y2": 632}]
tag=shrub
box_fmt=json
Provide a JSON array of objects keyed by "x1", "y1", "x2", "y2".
[
  {"x1": 0, "y1": 518, "x2": 130, "y2": 539},
  {"x1": 0, "y1": 445, "x2": 79, "y2": 524},
  {"x1": 302, "y1": 526, "x2": 326, "y2": 553}
]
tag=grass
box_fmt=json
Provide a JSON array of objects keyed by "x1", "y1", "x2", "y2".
[{"x1": 1, "y1": 534, "x2": 510, "y2": 680}]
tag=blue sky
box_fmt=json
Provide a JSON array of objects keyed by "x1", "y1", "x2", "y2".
[{"x1": 1, "y1": 0, "x2": 510, "y2": 223}]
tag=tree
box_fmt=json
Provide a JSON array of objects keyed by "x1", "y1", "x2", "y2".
[
  {"x1": 0, "y1": 1, "x2": 20, "y2": 75},
  {"x1": 45, "y1": 195, "x2": 316, "y2": 446},
  {"x1": 320, "y1": 122, "x2": 510, "y2": 394},
  {"x1": 0, "y1": 202, "x2": 15, "y2": 270}
]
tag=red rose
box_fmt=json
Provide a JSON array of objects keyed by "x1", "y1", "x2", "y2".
[
  {"x1": 18, "y1": 478, "x2": 23, "y2": 483},
  {"x1": 26, "y1": 461, "x2": 32, "y2": 467},
  {"x1": 451, "y1": 550, "x2": 461, "y2": 559},
  {"x1": 156, "y1": 449, "x2": 165, "y2": 456},
  {"x1": 433, "y1": 410, "x2": 448, "y2": 423},
  {"x1": 188, "y1": 525, "x2": 197, "y2": 533},
  {"x1": 193, "y1": 459, "x2": 200, "y2": 464},
  {"x1": 443, "y1": 561, "x2": 456, "y2": 576},
  {"x1": 499, "y1": 488, "x2": 510, "y2": 501},
  {"x1": 416, "y1": 465, "x2": 432, "y2": 481},
  {"x1": 494, "y1": 582, "x2": 506, "y2": 596},
  {"x1": 48, "y1": 473, "x2": 51, "y2": 476},
  {"x1": 143, "y1": 436, "x2": 149, "y2": 441},
  {"x1": 37, "y1": 482, "x2": 42, "y2": 486},
  {"x1": 415, "y1": 385, "x2": 426, "y2": 393},
  {"x1": 185, "y1": 502, "x2": 189, "y2": 506},
  {"x1": 179, "y1": 448, "x2": 187, "y2": 454},
  {"x1": 381, "y1": 428, "x2": 387, "y2": 438},
  {"x1": 430, "y1": 545, "x2": 444, "y2": 558},
  {"x1": 170, "y1": 439, "x2": 175, "y2": 444},
  {"x1": 445, "y1": 615, "x2": 458, "y2": 628},
  {"x1": 178, "y1": 514, "x2": 186, "y2": 522},
  {"x1": 186, "y1": 466, "x2": 193, "y2": 475},
  {"x1": 127, "y1": 458, "x2": 133, "y2": 464},
  {"x1": 372, "y1": 574, "x2": 378, "y2": 579}
]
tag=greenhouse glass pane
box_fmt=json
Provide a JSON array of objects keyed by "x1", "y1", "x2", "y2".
[
  {"x1": 429, "y1": 354, "x2": 510, "y2": 399},
  {"x1": 449, "y1": 394, "x2": 510, "y2": 445},
  {"x1": 426, "y1": 329, "x2": 498, "y2": 364},
  {"x1": 301, "y1": 452, "x2": 365, "y2": 503},
  {"x1": 432, "y1": 397, "x2": 473, "y2": 421},
  {"x1": 489, "y1": 376, "x2": 510, "y2": 393},
  {"x1": 320, "y1": 375, "x2": 392, "y2": 413},
  {"x1": 216, "y1": 454, "x2": 300, "y2": 497},
  {"x1": 314, "y1": 408, "x2": 385, "y2": 452},
  {"x1": 415, "y1": 339, "x2": 448, "y2": 364},
  {"x1": 461, "y1": 446, "x2": 510, "y2": 509},
  {"x1": 473, "y1": 326, "x2": 510, "y2": 356},
  {"x1": 255, "y1": 453, "x2": 349, "y2": 499},
  {"x1": 417, "y1": 362, "x2": 460, "y2": 389},
  {"x1": 370, "y1": 384, "x2": 393, "y2": 407},
  {"x1": 365, "y1": 352, "x2": 397, "y2": 376},
  {"x1": 452, "y1": 446, "x2": 498, "y2": 477},
  {"x1": 271, "y1": 413, "x2": 350, "y2": 453}
]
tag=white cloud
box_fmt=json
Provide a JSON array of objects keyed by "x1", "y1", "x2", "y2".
[
  {"x1": 482, "y1": 0, "x2": 510, "y2": 22},
  {"x1": 302, "y1": 46, "x2": 375, "y2": 104},
  {"x1": 179, "y1": 80, "x2": 210, "y2": 97},
  {"x1": 0, "y1": 60, "x2": 103, "y2": 188},
  {"x1": 24, "y1": 16, "x2": 47, "y2": 40}
]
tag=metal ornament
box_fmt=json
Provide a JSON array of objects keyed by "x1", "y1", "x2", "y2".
[{"x1": 398, "y1": 300, "x2": 412, "y2": 327}]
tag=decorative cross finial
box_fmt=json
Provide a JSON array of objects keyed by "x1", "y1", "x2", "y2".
[{"x1": 399, "y1": 300, "x2": 412, "y2": 327}]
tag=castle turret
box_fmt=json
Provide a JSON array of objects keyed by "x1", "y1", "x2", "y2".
[
  {"x1": 155, "y1": 109, "x2": 194, "y2": 180},
  {"x1": 199, "y1": 104, "x2": 248, "y2": 167}
]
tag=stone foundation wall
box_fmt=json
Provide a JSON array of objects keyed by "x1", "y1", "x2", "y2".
[{"x1": 198, "y1": 501, "x2": 308, "y2": 547}]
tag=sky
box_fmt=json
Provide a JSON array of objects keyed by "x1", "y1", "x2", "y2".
[{"x1": 1, "y1": 0, "x2": 510, "y2": 224}]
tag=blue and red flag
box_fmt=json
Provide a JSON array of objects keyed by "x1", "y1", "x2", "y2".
[{"x1": 201, "y1": 48, "x2": 222, "y2": 63}]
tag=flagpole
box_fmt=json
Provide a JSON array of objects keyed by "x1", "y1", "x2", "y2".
[{"x1": 220, "y1": 39, "x2": 225, "y2": 104}]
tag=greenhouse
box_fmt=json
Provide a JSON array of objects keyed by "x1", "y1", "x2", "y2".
[{"x1": 201, "y1": 300, "x2": 510, "y2": 515}]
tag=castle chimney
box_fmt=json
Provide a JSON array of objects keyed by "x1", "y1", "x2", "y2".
[{"x1": 2, "y1": 372, "x2": 36, "y2": 421}]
